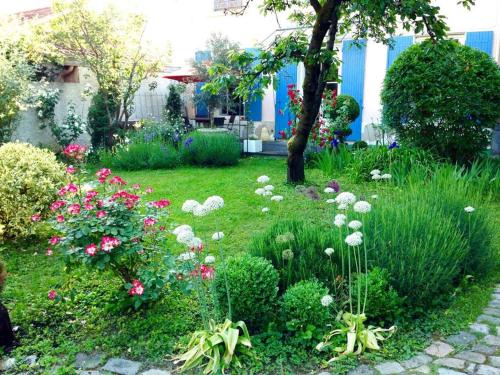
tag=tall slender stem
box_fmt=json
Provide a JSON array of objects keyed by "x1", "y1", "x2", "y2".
[
  {"x1": 216, "y1": 216, "x2": 232, "y2": 320},
  {"x1": 362, "y1": 216, "x2": 368, "y2": 315}
]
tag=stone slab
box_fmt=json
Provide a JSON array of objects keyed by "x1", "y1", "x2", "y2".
[
  {"x1": 434, "y1": 358, "x2": 466, "y2": 370},
  {"x1": 102, "y1": 358, "x2": 141, "y2": 375},
  {"x1": 470, "y1": 323, "x2": 490, "y2": 335},
  {"x1": 447, "y1": 331, "x2": 476, "y2": 346},
  {"x1": 479, "y1": 315, "x2": 500, "y2": 325},
  {"x1": 490, "y1": 356, "x2": 500, "y2": 367},
  {"x1": 437, "y1": 369, "x2": 466, "y2": 375},
  {"x1": 485, "y1": 335, "x2": 500, "y2": 346},
  {"x1": 477, "y1": 365, "x2": 500, "y2": 375},
  {"x1": 455, "y1": 351, "x2": 486, "y2": 363},
  {"x1": 75, "y1": 353, "x2": 103, "y2": 370},
  {"x1": 374, "y1": 361, "x2": 405, "y2": 374},
  {"x1": 426, "y1": 341, "x2": 455, "y2": 357},
  {"x1": 484, "y1": 308, "x2": 500, "y2": 317},
  {"x1": 140, "y1": 371, "x2": 171, "y2": 375},
  {"x1": 415, "y1": 365, "x2": 431, "y2": 374},
  {"x1": 401, "y1": 354, "x2": 432, "y2": 369},
  {"x1": 472, "y1": 344, "x2": 497, "y2": 355},
  {"x1": 347, "y1": 365, "x2": 375, "y2": 375}
]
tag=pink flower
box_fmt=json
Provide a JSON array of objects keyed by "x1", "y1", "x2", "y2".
[
  {"x1": 50, "y1": 200, "x2": 66, "y2": 212},
  {"x1": 96, "y1": 210, "x2": 107, "y2": 219},
  {"x1": 145, "y1": 187, "x2": 153, "y2": 194},
  {"x1": 49, "y1": 236, "x2": 60, "y2": 245},
  {"x1": 66, "y1": 165, "x2": 76, "y2": 174},
  {"x1": 56, "y1": 215, "x2": 65, "y2": 223},
  {"x1": 31, "y1": 214, "x2": 41, "y2": 222},
  {"x1": 129, "y1": 279, "x2": 145, "y2": 296},
  {"x1": 201, "y1": 265, "x2": 215, "y2": 280},
  {"x1": 84, "y1": 203, "x2": 94, "y2": 210},
  {"x1": 86, "y1": 190, "x2": 98, "y2": 199},
  {"x1": 85, "y1": 243, "x2": 98, "y2": 256},
  {"x1": 109, "y1": 176, "x2": 127, "y2": 186},
  {"x1": 96, "y1": 168, "x2": 111, "y2": 183},
  {"x1": 65, "y1": 183, "x2": 78, "y2": 193},
  {"x1": 46, "y1": 248, "x2": 53, "y2": 256},
  {"x1": 143, "y1": 217, "x2": 156, "y2": 227},
  {"x1": 48, "y1": 290, "x2": 57, "y2": 300},
  {"x1": 132, "y1": 184, "x2": 140, "y2": 189},
  {"x1": 151, "y1": 199, "x2": 170, "y2": 209},
  {"x1": 67, "y1": 204, "x2": 81, "y2": 215},
  {"x1": 100, "y1": 236, "x2": 120, "y2": 252},
  {"x1": 63, "y1": 144, "x2": 86, "y2": 160}
]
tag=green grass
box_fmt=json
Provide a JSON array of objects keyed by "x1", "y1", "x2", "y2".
[{"x1": 1, "y1": 157, "x2": 499, "y2": 374}]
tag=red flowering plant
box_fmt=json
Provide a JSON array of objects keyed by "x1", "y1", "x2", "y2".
[{"x1": 280, "y1": 84, "x2": 302, "y2": 139}]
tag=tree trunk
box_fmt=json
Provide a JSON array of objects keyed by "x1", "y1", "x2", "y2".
[
  {"x1": 0, "y1": 302, "x2": 15, "y2": 350},
  {"x1": 287, "y1": 150, "x2": 305, "y2": 183}
]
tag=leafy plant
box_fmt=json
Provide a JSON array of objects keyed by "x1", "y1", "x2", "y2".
[
  {"x1": 382, "y1": 39, "x2": 500, "y2": 164},
  {"x1": 181, "y1": 132, "x2": 240, "y2": 167},
  {"x1": 174, "y1": 319, "x2": 252, "y2": 374},
  {"x1": 49, "y1": 102, "x2": 85, "y2": 147},
  {"x1": 87, "y1": 90, "x2": 119, "y2": 149}
]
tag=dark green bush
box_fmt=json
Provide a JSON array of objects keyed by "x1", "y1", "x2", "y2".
[
  {"x1": 99, "y1": 140, "x2": 180, "y2": 170},
  {"x1": 327, "y1": 94, "x2": 360, "y2": 123},
  {"x1": 180, "y1": 131, "x2": 240, "y2": 166},
  {"x1": 87, "y1": 90, "x2": 119, "y2": 149},
  {"x1": 352, "y1": 141, "x2": 368, "y2": 150},
  {"x1": 382, "y1": 39, "x2": 500, "y2": 164},
  {"x1": 281, "y1": 280, "x2": 331, "y2": 332},
  {"x1": 214, "y1": 255, "x2": 279, "y2": 332},
  {"x1": 0, "y1": 259, "x2": 6, "y2": 293},
  {"x1": 249, "y1": 220, "x2": 340, "y2": 291},
  {"x1": 352, "y1": 268, "x2": 403, "y2": 324}
]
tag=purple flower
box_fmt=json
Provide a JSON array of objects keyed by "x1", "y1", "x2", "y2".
[
  {"x1": 331, "y1": 138, "x2": 339, "y2": 149},
  {"x1": 184, "y1": 137, "x2": 193, "y2": 148},
  {"x1": 388, "y1": 141, "x2": 399, "y2": 150},
  {"x1": 327, "y1": 180, "x2": 340, "y2": 193}
]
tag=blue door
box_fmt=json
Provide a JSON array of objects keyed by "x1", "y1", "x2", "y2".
[
  {"x1": 194, "y1": 51, "x2": 211, "y2": 117},
  {"x1": 465, "y1": 31, "x2": 494, "y2": 56},
  {"x1": 274, "y1": 63, "x2": 297, "y2": 138},
  {"x1": 387, "y1": 36, "x2": 414, "y2": 68},
  {"x1": 244, "y1": 48, "x2": 262, "y2": 121}
]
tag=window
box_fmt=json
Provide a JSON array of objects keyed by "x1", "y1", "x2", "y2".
[{"x1": 214, "y1": 0, "x2": 243, "y2": 11}]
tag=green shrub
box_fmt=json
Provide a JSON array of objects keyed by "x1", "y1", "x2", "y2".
[
  {"x1": 99, "y1": 140, "x2": 180, "y2": 170},
  {"x1": 281, "y1": 280, "x2": 331, "y2": 332},
  {"x1": 0, "y1": 142, "x2": 65, "y2": 239},
  {"x1": 352, "y1": 141, "x2": 368, "y2": 150},
  {"x1": 326, "y1": 94, "x2": 360, "y2": 123},
  {"x1": 214, "y1": 255, "x2": 279, "y2": 332},
  {"x1": 0, "y1": 259, "x2": 6, "y2": 293},
  {"x1": 87, "y1": 90, "x2": 119, "y2": 149},
  {"x1": 249, "y1": 220, "x2": 339, "y2": 291},
  {"x1": 382, "y1": 39, "x2": 500, "y2": 164},
  {"x1": 181, "y1": 131, "x2": 240, "y2": 166},
  {"x1": 313, "y1": 146, "x2": 353, "y2": 176},
  {"x1": 352, "y1": 268, "x2": 403, "y2": 324}
]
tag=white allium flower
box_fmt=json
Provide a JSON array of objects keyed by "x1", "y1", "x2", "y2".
[
  {"x1": 204, "y1": 255, "x2": 215, "y2": 264},
  {"x1": 189, "y1": 237, "x2": 203, "y2": 248},
  {"x1": 271, "y1": 195, "x2": 284, "y2": 202},
  {"x1": 371, "y1": 194, "x2": 378, "y2": 199},
  {"x1": 212, "y1": 232, "x2": 224, "y2": 241},
  {"x1": 255, "y1": 188, "x2": 265, "y2": 195},
  {"x1": 381, "y1": 173, "x2": 392, "y2": 179},
  {"x1": 178, "y1": 252, "x2": 195, "y2": 261},
  {"x1": 324, "y1": 248, "x2": 334, "y2": 256},
  {"x1": 262, "y1": 207, "x2": 270, "y2": 213},
  {"x1": 324, "y1": 187, "x2": 335, "y2": 194},
  {"x1": 334, "y1": 219, "x2": 345, "y2": 228},
  {"x1": 464, "y1": 206, "x2": 475, "y2": 213},
  {"x1": 321, "y1": 295, "x2": 334, "y2": 307},
  {"x1": 193, "y1": 204, "x2": 209, "y2": 217},
  {"x1": 345, "y1": 233, "x2": 363, "y2": 247},
  {"x1": 182, "y1": 200, "x2": 200, "y2": 213},
  {"x1": 370, "y1": 169, "x2": 381, "y2": 176},
  {"x1": 257, "y1": 175, "x2": 270, "y2": 184},
  {"x1": 348, "y1": 220, "x2": 362, "y2": 230},
  {"x1": 264, "y1": 185, "x2": 274, "y2": 191},
  {"x1": 326, "y1": 199, "x2": 336, "y2": 204},
  {"x1": 353, "y1": 201, "x2": 372, "y2": 214},
  {"x1": 263, "y1": 191, "x2": 273, "y2": 196},
  {"x1": 335, "y1": 214, "x2": 347, "y2": 221},
  {"x1": 177, "y1": 230, "x2": 194, "y2": 245},
  {"x1": 352, "y1": 231, "x2": 363, "y2": 238},
  {"x1": 336, "y1": 192, "x2": 356, "y2": 205},
  {"x1": 173, "y1": 224, "x2": 193, "y2": 236},
  {"x1": 337, "y1": 203, "x2": 348, "y2": 210},
  {"x1": 372, "y1": 174, "x2": 382, "y2": 180},
  {"x1": 204, "y1": 196, "x2": 224, "y2": 211}
]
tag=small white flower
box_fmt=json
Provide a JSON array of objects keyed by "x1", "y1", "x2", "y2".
[
  {"x1": 262, "y1": 207, "x2": 270, "y2": 213},
  {"x1": 182, "y1": 200, "x2": 200, "y2": 213},
  {"x1": 264, "y1": 185, "x2": 274, "y2": 191},
  {"x1": 257, "y1": 175, "x2": 270, "y2": 184},
  {"x1": 189, "y1": 237, "x2": 203, "y2": 248},
  {"x1": 334, "y1": 219, "x2": 345, "y2": 228},
  {"x1": 255, "y1": 188, "x2": 265, "y2": 195},
  {"x1": 337, "y1": 203, "x2": 348, "y2": 210},
  {"x1": 193, "y1": 204, "x2": 209, "y2": 217},
  {"x1": 371, "y1": 194, "x2": 378, "y2": 199},
  {"x1": 324, "y1": 187, "x2": 335, "y2": 194},
  {"x1": 372, "y1": 174, "x2": 382, "y2": 180},
  {"x1": 345, "y1": 233, "x2": 363, "y2": 247},
  {"x1": 326, "y1": 199, "x2": 336, "y2": 204},
  {"x1": 204, "y1": 255, "x2": 215, "y2": 264},
  {"x1": 178, "y1": 252, "x2": 195, "y2": 261},
  {"x1": 212, "y1": 232, "x2": 224, "y2": 241},
  {"x1": 464, "y1": 206, "x2": 475, "y2": 213},
  {"x1": 352, "y1": 231, "x2": 363, "y2": 238},
  {"x1": 381, "y1": 173, "x2": 392, "y2": 180},
  {"x1": 370, "y1": 169, "x2": 381, "y2": 175},
  {"x1": 173, "y1": 224, "x2": 193, "y2": 236},
  {"x1": 348, "y1": 220, "x2": 362, "y2": 230},
  {"x1": 177, "y1": 230, "x2": 194, "y2": 245},
  {"x1": 335, "y1": 214, "x2": 347, "y2": 221},
  {"x1": 353, "y1": 201, "x2": 371, "y2": 214},
  {"x1": 271, "y1": 195, "x2": 284, "y2": 202},
  {"x1": 324, "y1": 248, "x2": 334, "y2": 256},
  {"x1": 321, "y1": 295, "x2": 334, "y2": 307},
  {"x1": 203, "y1": 196, "x2": 224, "y2": 211},
  {"x1": 336, "y1": 192, "x2": 356, "y2": 205},
  {"x1": 263, "y1": 190, "x2": 273, "y2": 196}
]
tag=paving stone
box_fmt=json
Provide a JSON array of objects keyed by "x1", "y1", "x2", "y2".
[
  {"x1": 75, "y1": 353, "x2": 104, "y2": 369},
  {"x1": 477, "y1": 365, "x2": 500, "y2": 375},
  {"x1": 484, "y1": 308, "x2": 500, "y2": 317},
  {"x1": 485, "y1": 335, "x2": 500, "y2": 346},
  {"x1": 497, "y1": 327, "x2": 500, "y2": 336},
  {"x1": 455, "y1": 351, "x2": 486, "y2": 363},
  {"x1": 472, "y1": 344, "x2": 497, "y2": 355},
  {"x1": 401, "y1": 354, "x2": 433, "y2": 369},
  {"x1": 471, "y1": 323, "x2": 491, "y2": 335},
  {"x1": 347, "y1": 365, "x2": 375, "y2": 375},
  {"x1": 434, "y1": 358, "x2": 466, "y2": 370},
  {"x1": 77, "y1": 372, "x2": 103, "y2": 375},
  {"x1": 25, "y1": 355, "x2": 38, "y2": 366},
  {"x1": 374, "y1": 361, "x2": 405, "y2": 374},
  {"x1": 447, "y1": 331, "x2": 477, "y2": 346},
  {"x1": 140, "y1": 371, "x2": 171, "y2": 375},
  {"x1": 102, "y1": 358, "x2": 141, "y2": 375},
  {"x1": 479, "y1": 315, "x2": 500, "y2": 325},
  {"x1": 465, "y1": 363, "x2": 477, "y2": 374},
  {"x1": 426, "y1": 341, "x2": 455, "y2": 357},
  {"x1": 316, "y1": 372, "x2": 332, "y2": 375},
  {"x1": 0, "y1": 358, "x2": 16, "y2": 371},
  {"x1": 489, "y1": 356, "x2": 500, "y2": 367},
  {"x1": 415, "y1": 365, "x2": 431, "y2": 374},
  {"x1": 437, "y1": 369, "x2": 466, "y2": 375}
]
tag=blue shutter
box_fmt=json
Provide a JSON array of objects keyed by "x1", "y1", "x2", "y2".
[
  {"x1": 194, "y1": 51, "x2": 211, "y2": 117},
  {"x1": 341, "y1": 40, "x2": 366, "y2": 141},
  {"x1": 387, "y1": 36, "x2": 414, "y2": 68},
  {"x1": 465, "y1": 31, "x2": 494, "y2": 56},
  {"x1": 244, "y1": 48, "x2": 262, "y2": 121},
  {"x1": 274, "y1": 63, "x2": 297, "y2": 137}
]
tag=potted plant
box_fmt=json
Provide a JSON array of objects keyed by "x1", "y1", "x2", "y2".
[
  {"x1": 0, "y1": 259, "x2": 15, "y2": 351},
  {"x1": 243, "y1": 134, "x2": 263, "y2": 153}
]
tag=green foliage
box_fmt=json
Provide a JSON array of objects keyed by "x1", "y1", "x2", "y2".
[
  {"x1": 50, "y1": 102, "x2": 85, "y2": 147},
  {"x1": 174, "y1": 319, "x2": 253, "y2": 374},
  {"x1": 352, "y1": 141, "x2": 368, "y2": 150},
  {"x1": 165, "y1": 84, "x2": 183, "y2": 123},
  {"x1": 99, "y1": 141, "x2": 180, "y2": 170},
  {"x1": 281, "y1": 280, "x2": 331, "y2": 334},
  {"x1": 352, "y1": 268, "x2": 403, "y2": 325},
  {"x1": 214, "y1": 255, "x2": 279, "y2": 332},
  {"x1": 0, "y1": 258, "x2": 5, "y2": 293},
  {"x1": 181, "y1": 132, "x2": 240, "y2": 167},
  {"x1": 249, "y1": 219, "x2": 339, "y2": 291},
  {"x1": 382, "y1": 39, "x2": 500, "y2": 164},
  {"x1": 313, "y1": 146, "x2": 354, "y2": 175},
  {"x1": 87, "y1": 91, "x2": 119, "y2": 149}
]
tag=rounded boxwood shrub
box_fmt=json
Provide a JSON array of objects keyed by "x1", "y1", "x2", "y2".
[
  {"x1": 0, "y1": 142, "x2": 65, "y2": 239},
  {"x1": 214, "y1": 255, "x2": 279, "y2": 332},
  {"x1": 281, "y1": 280, "x2": 331, "y2": 332},
  {"x1": 382, "y1": 39, "x2": 500, "y2": 164},
  {"x1": 180, "y1": 131, "x2": 240, "y2": 166},
  {"x1": 327, "y1": 94, "x2": 360, "y2": 123}
]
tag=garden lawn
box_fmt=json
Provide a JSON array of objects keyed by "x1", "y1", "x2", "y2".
[{"x1": 1, "y1": 157, "x2": 499, "y2": 374}]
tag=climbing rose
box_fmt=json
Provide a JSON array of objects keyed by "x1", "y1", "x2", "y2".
[
  {"x1": 85, "y1": 243, "x2": 98, "y2": 256},
  {"x1": 56, "y1": 215, "x2": 65, "y2": 223},
  {"x1": 129, "y1": 279, "x2": 145, "y2": 296},
  {"x1": 66, "y1": 165, "x2": 76, "y2": 174},
  {"x1": 144, "y1": 217, "x2": 157, "y2": 227},
  {"x1": 49, "y1": 236, "x2": 60, "y2": 245},
  {"x1": 100, "y1": 236, "x2": 120, "y2": 252},
  {"x1": 109, "y1": 176, "x2": 127, "y2": 186},
  {"x1": 48, "y1": 290, "x2": 57, "y2": 300},
  {"x1": 96, "y1": 210, "x2": 106, "y2": 219},
  {"x1": 145, "y1": 187, "x2": 153, "y2": 194},
  {"x1": 96, "y1": 168, "x2": 111, "y2": 183},
  {"x1": 151, "y1": 199, "x2": 171, "y2": 209},
  {"x1": 67, "y1": 204, "x2": 81, "y2": 215},
  {"x1": 31, "y1": 214, "x2": 41, "y2": 222}
]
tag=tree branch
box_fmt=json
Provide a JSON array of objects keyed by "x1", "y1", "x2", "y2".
[{"x1": 310, "y1": 0, "x2": 322, "y2": 13}]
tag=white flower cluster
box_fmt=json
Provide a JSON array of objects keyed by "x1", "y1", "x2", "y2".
[
  {"x1": 256, "y1": 176, "x2": 284, "y2": 210},
  {"x1": 370, "y1": 169, "x2": 392, "y2": 181},
  {"x1": 334, "y1": 213, "x2": 347, "y2": 227},
  {"x1": 174, "y1": 224, "x2": 204, "y2": 249},
  {"x1": 345, "y1": 232, "x2": 363, "y2": 247},
  {"x1": 324, "y1": 248, "x2": 334, "y2": 256},
  {"x1": 353, "y1": 201, "x2": 371, "y2": 214},
  {"x1": 321, "y1": 295, "x2": 334, "y2": 307},
  {"x1": 324, "y1": 187, "x2": 336, "y2": 194},
  {"x1": 464, "y1": 206, "x2": 475, "y2": 213},
  {"x1": 212, "y1": 232, "x2": 224, "y2": 241},
  {"x1": 182, "y1": 196, "x2": 225, "y2": 217}
]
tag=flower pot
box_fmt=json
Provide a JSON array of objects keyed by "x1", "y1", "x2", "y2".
[{"x1": 243, "y1": 140, "x2": 263, "y2": 153}]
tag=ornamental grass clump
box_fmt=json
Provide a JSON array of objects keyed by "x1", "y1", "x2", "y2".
[{"x1": 181, "y1": 132, "x2": 240, "y2": 167}]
